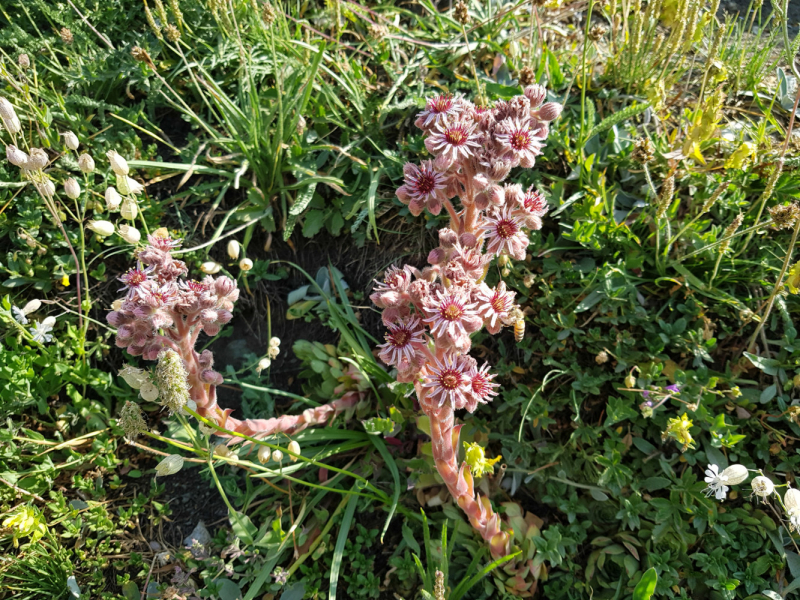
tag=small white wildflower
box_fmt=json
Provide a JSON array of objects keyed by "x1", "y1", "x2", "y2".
[
  {"x1": 120, "y1": 197, "x2": 138, "y2": 220},
  {"x1": 105, "y1": 187, "x2": 122, "y2": 211},
  {"x1": 201, "y1": 261, "x2": 222, "y2": 275},
  {"x1": 751, "y1": 475, "x2": 775, "y2": 498},
  {"x1": 6, "y1": 145, "x2": 29, "y2": 168},
  {"x1": 111, "y1": 299, "x2": 124, "y2": 311},
  {"x1": 227, "y1": 240, "x2": 240, "y2": 260},
  {"x1": 12, "y1": 306, "x2": 28, "y2": 324},
  {"x1": 721, "y1": 464, "x2": 749, "y2": 485},
  {"x1": 30, "y1": 320, "x2": 54, "y2": 343},
  {"x1": 21, "y1": 299, "x2": 41, "y2": 315},
  {"x1": 38, "y1": 179, "x2": 55, "y2": 198},
  {"x1": 214, "y1": 444, "x2": 233, "y2": 458},
  {"x1": 198, "y1": 422, "x2": 216, "y2": 436},
  {"x1": 239, "y1": 258, "x2": 253, "y2": 271},
  {"x1": 27, "y1": 148, "x2": 48, "y2": 170},
  {"x1": 287, "y1": 440, "x2": 300, "y2": 462},
  {"x1": 272, "y1": 449, "x2": 283, "y2": 462},
  {"x1": 117, "y1": 174, "x2": 143, "y2": 196},
  {"x1": 63, "y1": 131, "x2": 79, "y2": 151},
  {"x1": 87, "y1": 220, "x2": 115, "y2": 237},
  {"x1": 78, "y1": 153, "x2": 95, "y2": 173},
  {"x1": 64, "y1": 177, "x2": 81, "y2": 199},
  {"x1": 269, "y1": 336, "x2": 281, "y2": 348},
  {"x1": 255, "y1": 357, "x2": 271, "y2": 374},
  {"x1": 257, "y1": 445, "x2": 270, "y2": 464},
  {"x1": 785, "y1": 488, "x2": 800, "y2": 510},
  {"x1": 0, "y1": 97, "x2": 18, "y2": 122},
  {"x1": 106, "y1": 150, "x2": 129, "y2": 176},
  {"x1": 155, "y1": 454, "x2": 184, "y2": 477},
  {"x1": 267, "y1": 345, "x2": 280, "y2": 360},
  {"x1": 704, "y1": 464, "x2": 729, "y2": 500},
  {"x1": 118, "y1": 224, "x2": 141, "y2": 245}
]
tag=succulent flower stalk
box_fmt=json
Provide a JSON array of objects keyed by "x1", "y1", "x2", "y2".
[{"x1": 374, "y1": 88, "x2": 560, "y2": 571}]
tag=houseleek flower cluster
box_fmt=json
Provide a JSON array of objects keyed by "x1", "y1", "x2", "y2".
[
  {"x1": 107, "y1": 232, "x2": 357, "y2": 441},
  {"x1": 372, "y1": 87, "x2": 561, "y2": 564}
]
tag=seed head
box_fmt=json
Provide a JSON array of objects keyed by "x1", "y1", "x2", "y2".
[
  {"x1": 119, "y1": 401, "x2": 148, "y2": 441},
  {"x1": 164, "y1": 23, "x2": 181, "y2": 42},
  {"x1": 631, "y1": 137, "x2": 655, "y2": 164},
  {"x1": 453, "y1": 1, "x2": 469, "y2": 24},
  {"x1": 368, "y1": 23, "x2": 389, "y2": 41},
  {"x1": 60, "y1": 28, "x2": 74, "y2": 44},
  {"x1": 131, "y1": 46, "x2": 153, "y2": 65},
  {"x1": 262, "y1": 1, "x2": 277, "y2": 25},
  {"x1": 518, "y1": 66, "x2": 536, "y2": 87},
  {"x1": 655, "y1": 175, "x2": 674, "y2": 219},
  {"x1": 719, "y1": 213, "x2": 743, "y2": 254},
  {"x1": 156, "y1": 350, "x2": 191, "y2": 413},
  {"x1": 588, "y1": 24, "x2": 607, "y2": 41},
  {"x1": 700, "y1": 181, "x2": 729, "y2": 214},
  {"x1": 18, "y1": 54, "x2": 30, "y2": 69},
  {"x1": 769, "y1": 203, "x2": 800, "y2": 230}
]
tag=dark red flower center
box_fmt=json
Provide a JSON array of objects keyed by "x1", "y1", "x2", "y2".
[
  {"x1": 511, "y1": 130, "x2": 531, "y2": 150},
  {"x1": 387, "y1": 329, "x2": 410, "y2": 347},
  {"x1": 439, "y1": 369, "x2": 462, "y2": 390},
  {"x1": 415, "y1": 172, "x2": 437, "y2": 195},
  {"x1": 444, "y1": 127, "x2": 467, "y2": 146},
  {"x1": 496, "y1": 219, "x2": 519, "y2": 239},
  {"x1": 430, "y1": 95, "x2": 453, "y2": 113}
]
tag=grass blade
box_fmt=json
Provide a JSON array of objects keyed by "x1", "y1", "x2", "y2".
[
  {"x1": 329, "y1": 485, "x2": 360, "y2": 600},
  {"x1": 369, "y1": 435, "x2": 400, "y2": 543}
]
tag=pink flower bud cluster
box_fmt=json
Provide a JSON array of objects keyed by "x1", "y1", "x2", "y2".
[
  {"x1": 108, "y1": 233, "x2": 356, "y2": 439},
  {"x1": 374, "y1": 86, "x2": 560, "y2": 563}
]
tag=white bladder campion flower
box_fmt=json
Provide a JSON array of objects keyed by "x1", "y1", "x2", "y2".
[
  {"x1": 63, "y1": 131, "x2": 79, "y2": 151},
  {"x1": 78, "y1": 153, "x2": 95, "y2": 173},
  {"x1": 120, "y1": 197, "x2": 138, "y2": 221},
  {"x1": 87, "y1": 220, "x2": 115, "y2": 237},
  {"x1": 118, "y1": 224, "x2": 141, "y2": 245},
  {"x1": 201, "y1": 261, "x2": 222, "y2": 275},
  {"x1": 64, "y1": 178, "x2": 80, "y2": 199},
  {"x1": 155, "y1": 454, "x2": 184, "y2": 477},
  {"x1": 227, "y1": 240, "x2": 240, "y2": 260},
  {"x1": 785, "y1": 488, "x2": 800, "y2": 531},
  {"x1": 704, "y1": 464, "x2": 748, "y2": 501},
  {"x1": 105, "y1": 187, "x2": 122, "y2": 211},
  {"x1": 751, "y1": 475, "x2": 775, "y2": 499},
  {"x1": 107, "y1": 150, "x2": 129, "y2": 176},
  {"x1": 119, "y1": 365, "x2": 149, "y2": 389}
]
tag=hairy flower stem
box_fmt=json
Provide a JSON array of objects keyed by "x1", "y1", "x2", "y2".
[
  {"x1": 578, "y1": 0, "x2": 596, "y2": 151},
  {"x1": 747, "y1": 217, "x2": 800, "y2": 353}
]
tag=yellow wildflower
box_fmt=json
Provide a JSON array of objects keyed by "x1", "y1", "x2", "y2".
[
  {"x1": 663, "y1": 413, "x2": 695, "y2": 451},
  {"x1": 463, "y1": 442, "x2": 502, "y2": 478},
  {"x1": 2, "y1": 505, "x2": 46, "y2": 547},
  {"x1": 725, "y1": 142, "x2": 756, "y2": 170}
]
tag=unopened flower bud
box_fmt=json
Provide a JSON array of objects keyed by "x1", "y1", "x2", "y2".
[
  {"x1": 524, "y1": 84, "x2": 547, "y2": 108},
  {"x1": 64, "y1": 177, "x2": 81, "y2": 199},
  {"x1": 257, "y1": 445, "x2": 271, "y2": 464},
  {"x1": 537, "y1": 102, "x2": 563, "y2": 122},
  {"x1": 269, "y1": 336, "x2": 281, "y2": 348},
  {"x1": 256, "y1": 357, "x2": 272, "y2": 373},
  {"x1": 287, "y1": 440, "x2": 300, "y2": 461},
  {"x1": 239, "y1": 258, "x2": 253, "y2": 271},
  {"x1": 227, "y1": 240, "x2": 241, "y2": 259},
  {"x1": 22, "y1": 299, "x2": 41, "y2": 315},
  {"x1": 87, "y1": 220, "x2": 115, "y2": 237},
  {"x1": 201, "y1": 261, "x2": 222, "y2": 275},
  {"x1": 107, "y1": 150, "x2": 129, "y2": 176},
  {"x1": 155, "y1": 454, "x2": 184, "y2": 477},
  {"x1": 105, "y1": 187, "x2": 122, "y2": 211},
  {"x1": 121, "y1": 197, "x2": 138, "y2": 220},
  {"x1": 118, "y1": 224, "x2": 141, "y2": 244},
  {"x1": 428, "y1": 248, "x2": 446, "y2": 264},
  {"x1": 63, "y1": 131, "x2": 79, "y2": 150},
  {"x1": 78, "y1": 153, "x2": 95, "y2": 173},
  {"x1": 625, "y1": 373, "x2": 636, "y2": 388},
  {"x1": 439, "y1": 228, "x2": 458, "y2": 249},
  {"x1": 272, "y1": 449, "x2": 283, "y2": 462},
  {"x1": 6, "y1": 145, "x2": 29, "y2": 168}
]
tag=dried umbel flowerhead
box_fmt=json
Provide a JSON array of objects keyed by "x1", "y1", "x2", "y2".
[
  {"x1": 60, "y1": 28, "x2": 74, "y2": 44},
  {"x1": 131, "y1": 46, "x2": 153, "y2": 65},
  {"x1": 769, "y1": 203, "x2": 800, "y2": 230},
  {"x1": 368, "y1": 22, "x2": 389, "y2": 40},
  {"x1": 588, "y1": 23, "x2": 608, "y2": 41},
  {"x1": 18, "y1": 54, "x2": 30, "y2": 69}
]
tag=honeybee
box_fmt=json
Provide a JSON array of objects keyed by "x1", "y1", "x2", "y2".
[{"x1": 504, "y1": 307, "x2": 525, "y2": 342}]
